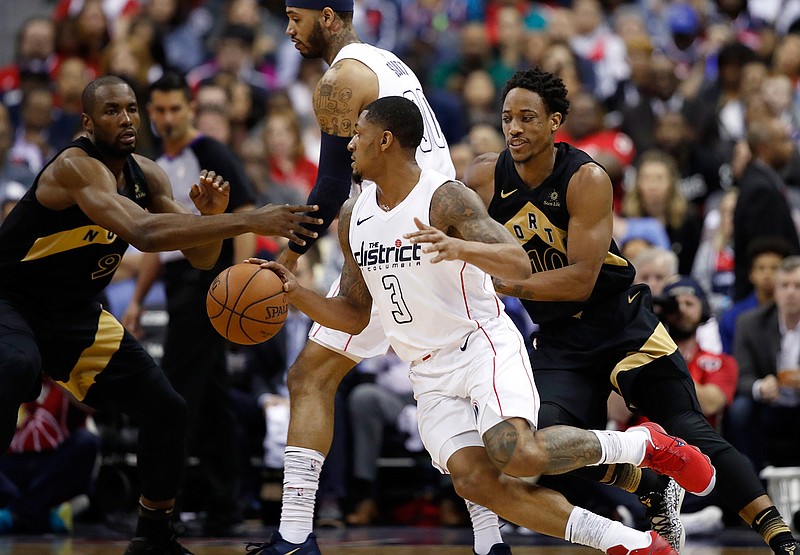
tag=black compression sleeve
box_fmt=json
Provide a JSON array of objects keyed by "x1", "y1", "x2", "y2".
[{"x1": 289, "y1": 132, "x2": 353, "y2": 255}]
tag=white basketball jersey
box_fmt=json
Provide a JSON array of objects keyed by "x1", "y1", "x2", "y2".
[
  {"x1": 331, "y1": 43, "x2": 455, "y2": 179},
  {"x1": 349, "y1": 169, "x2": 504, "y2": 362}
]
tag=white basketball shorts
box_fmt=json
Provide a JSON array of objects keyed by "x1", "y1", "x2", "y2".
[
  {"x1": 307, "y1": 275, "x2": 391, "y2": 362},
  {"x1": 412, "y1": 311, "x2": 540, "y2": 473}
]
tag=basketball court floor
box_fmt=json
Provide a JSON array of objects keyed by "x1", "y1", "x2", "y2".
[{"x1": 0, "y1": 523, "x2": 775, "y2": 555}]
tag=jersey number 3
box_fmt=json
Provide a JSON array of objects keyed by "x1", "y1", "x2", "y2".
[{"x1": 382, "y1": 274, "x2": 412, "y2": 324}]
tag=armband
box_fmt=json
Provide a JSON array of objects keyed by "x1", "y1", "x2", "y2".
[{"x1": 289, "y1": 132, "x2": 353, "y2": 255}]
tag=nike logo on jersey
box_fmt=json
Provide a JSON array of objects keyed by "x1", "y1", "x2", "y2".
[
  {"x1": 628, "y1": 292, "x2": 640, "y2": 304},
  {"x1": 500, "y1": 189, "x2": 518, "y2": 198},
  {"x1": 460, "y1": 332, "x2": 472, "y2": 351},
  {"x1": 356, "y1": 215, "x2": 374, "y2": 225}
]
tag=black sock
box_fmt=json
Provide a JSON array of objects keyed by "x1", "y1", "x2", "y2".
[
  {"x1": 751, "y1": 506, "x2": 796, "y2": 552},
  {"x1": 135, "y1": 501, "x2": 174, "y2": 542},
  {"x1": 634, "y1": 471, "x2": 667, "y2": 498}
]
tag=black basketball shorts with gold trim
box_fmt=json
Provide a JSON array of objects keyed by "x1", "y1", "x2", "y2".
[
  {"x1": 2, "y1": 298, "x2": 160, "y2": 408},
  {"x1": 530, "y1": 283, "x2": 700, "y2": 430}
]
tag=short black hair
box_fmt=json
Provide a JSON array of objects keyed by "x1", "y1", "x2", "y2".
[
  {"x1": 746, "y1": 236, "x2": 797, "y2": 269},
  {"x1": 501, "y1": 67, "x2": 570, "y2": 122},
  {"x1": 362, "y1": 96, "x2": 423, "y2": 150},
  {"x1": 149, "y1": 71, "x2": 192, "y2": 102},
  {"x1": 81, "y1": 75, "x2": 132, "y2": 114}
]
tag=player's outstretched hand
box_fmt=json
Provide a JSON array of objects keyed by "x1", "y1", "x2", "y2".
[
  {"x1": 246, "y1": 259, "x2": 301, "y2": 295},
  {"x1": 191, "y1": 169, "x2": 230, "y2": 215},
  {"x1": 253, "y1": 204, "x2": 322, "y2": 246},
  {"x1": 404, "y1": 217, "x2": 463, "y2": 263}
]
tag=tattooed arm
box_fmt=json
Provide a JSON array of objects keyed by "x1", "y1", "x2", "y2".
[
  {"x1": 404, "y1": 181, "x2": 531, "y2": 280},
  {"x1": 283, "y1": 58, "x2": 380, "y2": 263},
  {"x1": 262, "y1": 198, "x2": 373, "y2": 335}
]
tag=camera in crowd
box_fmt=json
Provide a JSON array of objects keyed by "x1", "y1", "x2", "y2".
[{"x1": 652, "y1": 293, "x2": 679, "y2": 323}]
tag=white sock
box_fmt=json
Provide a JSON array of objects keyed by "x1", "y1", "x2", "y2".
[
  {"x1": 466, "y1": 501, "x2": 503, "y2": 555},
  {"x1": 278, "y1": 446, "x2": 325, "y2": 544},
  {"x1": 590, "y1": 429, "x2": 648, "y2": 466},
  {"x1": 565, "y1": 506, "x2": 652, "y2": 552}
]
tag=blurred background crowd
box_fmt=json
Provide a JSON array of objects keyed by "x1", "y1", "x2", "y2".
[{"x1": 3, "y1": 0, "x2": 800, "y2": 542}]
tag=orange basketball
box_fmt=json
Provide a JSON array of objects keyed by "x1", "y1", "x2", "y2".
[{"x1": 206, "y1": 263, "x2": 288, "y2": 345}]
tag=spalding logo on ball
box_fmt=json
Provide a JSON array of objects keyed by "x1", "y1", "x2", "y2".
[{"x1": 206, "y1": 263, "x2": 288, "y2": 345}]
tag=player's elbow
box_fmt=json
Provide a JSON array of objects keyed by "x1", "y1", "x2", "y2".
[
  {"x1": 343, "y1": 309, "x2": 370, "y2": 335},
  {"x1": 509, "y1": 255, "x2": 532, "y2": 281},
  {"x1": 187, "y1": 256, "x2": 218, "y2": 271}
]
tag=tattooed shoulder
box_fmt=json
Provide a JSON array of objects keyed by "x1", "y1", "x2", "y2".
[
  {"x1": 429, "y1": 181, "x2": 477, "y2": 230},
  {"x1": 314, "y1": 65, "x2": 358, "y2": 136}
]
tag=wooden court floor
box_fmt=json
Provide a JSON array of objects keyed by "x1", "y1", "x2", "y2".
[
  {"x1": 0, "y1": 545, "x2": 776, "y2": 555},
  {"x1": 0, "y1": 526, "x2": 776, "y2": 555}
]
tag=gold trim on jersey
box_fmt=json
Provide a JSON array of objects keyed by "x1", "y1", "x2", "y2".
[
  {"x1": 58, "y1": 310, "x2": 124, "y2": 401},
  {"x1": 603, "y1": 252, "x2": 629, "y2": 267},
  {"x1": 504, "y1": 203, "x2": 567, "y2": 253},
  {"x1": 22, "y1": 226, "x2": 118, "y2": 262},
  {"x1": 504, "y1": 203, "x2": 628, "y2": 267},
  {"x1": 610, "y1": 322, "x2": 677, "y2": 389}
]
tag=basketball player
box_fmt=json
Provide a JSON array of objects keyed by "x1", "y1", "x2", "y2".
[
  {"x1": 464, "y1": 66, "x2": 800, "y2": 555},
  {"x1": 0, "y1": 75, "x2": 319, "y2": 555},
  {"x1": 254, "y1": 96, "x2": 714, "y2": 555},
  {"x1": 262, "y1": 2, "x2": 513, "y2": 555}
]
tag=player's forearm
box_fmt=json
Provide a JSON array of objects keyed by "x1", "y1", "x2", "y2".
[
  {"x1": 288, "y1": 287, "x2": 370, "y2": 335},
  {"x1": 459, "y1": 242, "x2": 531, "y2": 281},
  {"x1": 182, "y1": 242, "x2": 223, "y2": 270},
  {"x1": 493, "y1": 265, "x2": 597, "y2": 302},
  {"x1": 129, "y1": 212, "x2": 251, "y2": 253}
]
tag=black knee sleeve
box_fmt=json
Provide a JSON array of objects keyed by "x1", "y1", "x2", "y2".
[
  {"x1": 129, "y1": 371, "x2": 188, "y2": 501},
  {"x1": 634, "y1": 374, "x2": 766, "y2": 512},
  {"x1": 0, "y1": 337, "x2": 41, "y2": 448}
]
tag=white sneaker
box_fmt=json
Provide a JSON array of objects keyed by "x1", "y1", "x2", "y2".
[{"x1": 680, "y1": 506, "x2": 724, "y2": 536}]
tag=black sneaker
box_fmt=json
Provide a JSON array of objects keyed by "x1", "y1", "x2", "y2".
[
  {"x1": 245, "y1": 531, "x2": 321, "y2": 554},
  {"x1": 123, "y1": 534, "x2": 194, "y2": 554},
  {"x1": 639, "y1": 477, "x2": 685, "y2": 553},
  {"x1": 476, "y1": 543, "x2": 512, "y2": 555},
  {"x1": 775, "y1": 540, "x2": 800, "y2": 555}
]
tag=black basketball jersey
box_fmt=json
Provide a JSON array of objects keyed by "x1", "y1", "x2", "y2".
[
  {"x1": 0, "y1": 137, "x2": 151, "y2": 311},
  {"x1": 488, "y1": 142, "x2": 635, "y2": 324}
]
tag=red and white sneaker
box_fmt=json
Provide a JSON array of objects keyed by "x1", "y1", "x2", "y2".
[
  {"x1": 607, "y1": 531, "x2": 677, "y2": 555},
  {"x1": 629, "y1": 422, "x2": 716, "y2": 496}
]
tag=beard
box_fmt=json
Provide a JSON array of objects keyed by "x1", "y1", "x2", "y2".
[
  {"x1": 300, "y1": 22, "x2": 327, "y2": 59},
  {"x1": 352, "y1": 169, "x2": 363, "y2": 185},
  {"x1": 666, "y1": 323, "x2": 697, "y2": 342}
]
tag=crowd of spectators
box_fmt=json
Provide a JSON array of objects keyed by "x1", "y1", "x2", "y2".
[{"x1": 4, "y1": 0, "x2": 800, "y2": 538}]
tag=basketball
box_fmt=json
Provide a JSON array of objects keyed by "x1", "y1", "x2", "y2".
[{"x1": 206, "y1": 263, "x2": 288, "y2": 345}]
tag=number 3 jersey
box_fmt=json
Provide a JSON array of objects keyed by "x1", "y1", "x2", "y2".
[
  {"x1": 349, "y1": 169, "x2": 504, "y2": 362},
  {"x1": 0, "y1": 137, "x2": 150, "y2": 311}
]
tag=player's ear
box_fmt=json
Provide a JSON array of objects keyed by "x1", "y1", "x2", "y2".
[
  {"x1": 81, "y1": 113, "x2": 92, "y2": 134},
  {"x1": 550, "y1": 112, "x2": 562, "y2": 131}
]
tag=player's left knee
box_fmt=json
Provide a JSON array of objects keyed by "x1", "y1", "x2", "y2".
[{"x1": 483, "y1": 420, "x2": 546, "y2": 477}]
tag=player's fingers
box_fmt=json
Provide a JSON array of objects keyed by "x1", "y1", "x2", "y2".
[
  {"x1": 413, "y1": 217, "x2": 431, "y2": 230},
  {"x1": 200, "y1": 169, "x2": 208, "y2": 179},
  {"x1": 206, "y1": 170, "x2": 217, "y2": 182},
  {"x1": 285, "y1": 232, "x2": 307, "y2": 246},
  {"x1": 294, "y1": 214, "x2": 324, "y2": 225},
  {"x1": 218, "y1": 180, "x2": 230, "y2": 192},
  {"x1": 285, "y1": 204, "x2": 319, "y2": 213},
  {"x1": 291, "y1": 223, "x2": 318, "y2": 238}
]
